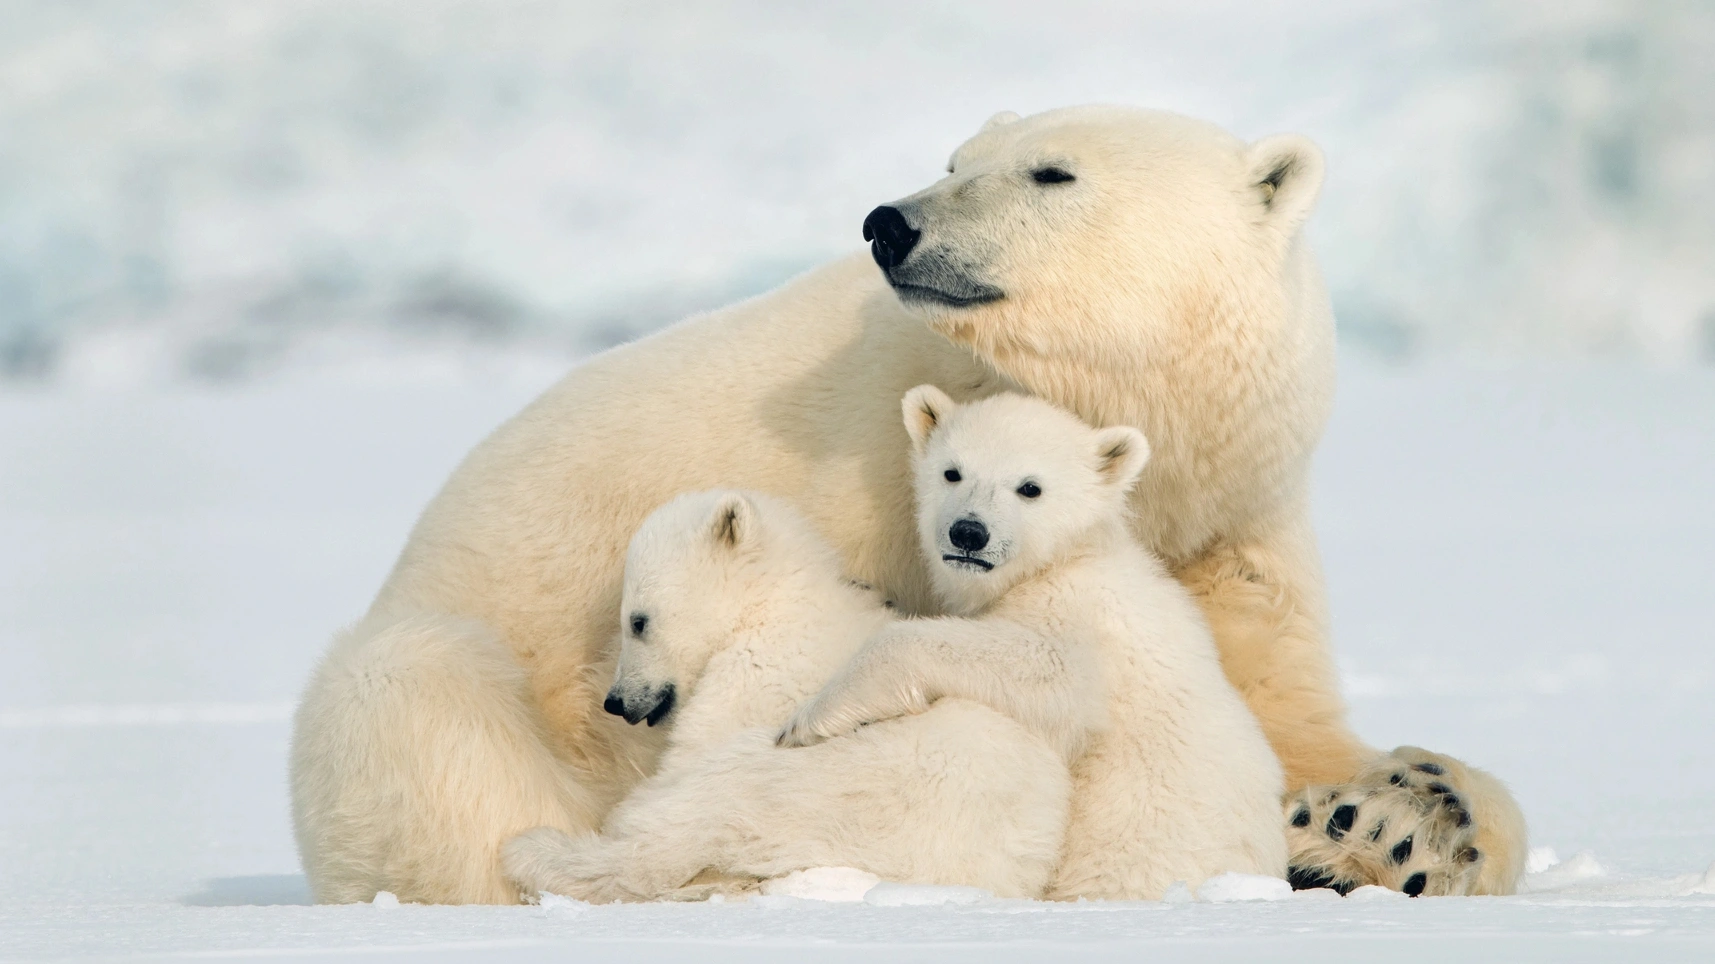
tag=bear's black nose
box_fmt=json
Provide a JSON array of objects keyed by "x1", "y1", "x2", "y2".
[
  {"x1": 863, "y1": 205, "x2": 920, "y2": 269},
  {"x1": 603, "y1": 690, "x2": 626, "y2": 718},
  {"x1": 948, "y1": 518, "x2": 989, "y2": 552}
]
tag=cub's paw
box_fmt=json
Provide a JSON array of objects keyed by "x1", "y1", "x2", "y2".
[
  {"x1": 1285, "y1": 755, "x2": 1484, "y2": 897},
  {"x1": 501, "y1": 827, "x2": 625, "y2": 903},
  {"x1": 775, "y1": 699, "x2": 848, "y2": 748}
]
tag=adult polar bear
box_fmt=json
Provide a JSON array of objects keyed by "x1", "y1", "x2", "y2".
[{"x1": 291, "y1": 105, "x2": 1526, "y2": 904}]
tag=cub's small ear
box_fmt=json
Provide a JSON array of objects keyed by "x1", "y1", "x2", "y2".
[
  {"x1": 708, "y1": 491, "x2": 757, "y2": 550},
  {"x1": 1244, "y1": 134, "x2": 1324, "y2": 234},
  {"x1": 902, "y1": 384, "x2": 958, "y2": 456},
  {"x1": 1093, "y1": 426, "x2": 1150, "y2": 490}
]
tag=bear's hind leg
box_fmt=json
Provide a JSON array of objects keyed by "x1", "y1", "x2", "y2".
[{"x1": 291, "y1": 614, "x2": 603, "y2": 904}]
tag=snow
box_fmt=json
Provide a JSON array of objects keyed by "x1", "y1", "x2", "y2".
[
  {"x1": 758, "y1": 867, "x2": 881, "y2": 902},
  {"x1": 1194, "y1": 874, "x2": 1295, "y2": 903},
  {"x1": 3, "y1": 356, "x2": 1714, "y2": 960},
  {"x1": 862, "y1": 883, "x2": 993, "y2": 908}
]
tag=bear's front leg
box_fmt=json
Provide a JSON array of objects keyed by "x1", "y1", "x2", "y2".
[
  {"x1": 1175, "y1": 513, "x2": 1527, "y2": 895},
  {"x1": 1283, "y1": 746, "x2": 1527, "y2": 896},
  {"x1": 776, "y1": 627, "x2": 933, "y2": 748}
]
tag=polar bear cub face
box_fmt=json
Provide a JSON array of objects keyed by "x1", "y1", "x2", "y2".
[
  {"x1": 902, "y1": 385, "x2": 1150, "y2": 615},
  {"x1": 604, "y1": 490, "x2": 829, "y2": 727}
]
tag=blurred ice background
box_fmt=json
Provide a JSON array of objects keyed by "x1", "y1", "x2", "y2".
[{"x1": 4, "y1": 0, "x2": 1714, "y2": 385}]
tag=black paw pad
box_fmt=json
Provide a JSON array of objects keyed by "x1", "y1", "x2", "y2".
[
  {"x1": 1327, "y1": 804, "x2": 1357, "y2": 839},
  {"x1": 1287, "y1": 866, "x2": 1356, "y2": 896},
  {"x1": 1390, "y1": 835, "x2": 1414, "y2": 864},
  {"x1": 1412, "y1": 763, "x2": 1445, "y2": 776},
  {"x1": 1288, "y1": 865, "x2": 1335, "y2": 891},
  {"x1": 1291, "y1": 808, "x2": 1311, "y2": 827},
  {"x1": 1402, "y1": 872, "x2": 1427, "y2": 896}
]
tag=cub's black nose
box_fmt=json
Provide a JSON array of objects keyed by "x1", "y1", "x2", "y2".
[
  {"x1": 863, "y1": 205, "x2": 920, "y2": 269},
  {"x1": 948, "y1": 518, "x2": 989, "y2": 552},
  {"x1": 603, "y1": 691, "x2": 626, "y2": 718}
]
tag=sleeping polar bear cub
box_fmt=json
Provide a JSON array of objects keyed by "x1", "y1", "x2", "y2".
[
  {"x1": 501, "y1": 489, "x2": 1078, "y2": 902},
  {"x1": 778, "y1": 387, "x2": 1289, "y2": 898}
]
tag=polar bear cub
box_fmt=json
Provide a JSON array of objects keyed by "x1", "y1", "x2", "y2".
[
  {"x1": 778, "y1": 387, "x2": 1289, "y2": 899},
  {"x1": 501, "y1": 489, "x2": 1075, "y2": 902}
]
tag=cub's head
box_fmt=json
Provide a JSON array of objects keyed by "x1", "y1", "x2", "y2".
[
  {"x1": 604, "y1": 490, "x2": 817, "y2": 728},
  {"x1": 865, "y1": 106, "x2": 1324, "y2": 384},
  {"x1": 902, "y1": 385, "x2": 1149, "y2": 614}
]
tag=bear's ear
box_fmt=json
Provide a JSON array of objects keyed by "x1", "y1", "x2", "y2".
[
  {"x1": 707, "y1": 491, "x2": 757, "y2": 550},
  {"x1": 902, "y1": 384, "x2": 958, "y2": 456},
  {"x1": 1093, "y1": 425, "x2": 1150, "y2": 490},
  {"x1": 1243, "y1": 134, "x2": 1324, "y2": 234},
  {"x1": 949, "y1": 113, "x2": 1020, "y2": 172}
]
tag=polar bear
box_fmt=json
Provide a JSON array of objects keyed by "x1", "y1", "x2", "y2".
[
  {"x1": 501, "y1": 488, "x2": 1077, "y2": 902},
  {"x1": 291, "y1": 105, "x2": 1526, "y2": 905},
  {"x1": 777, "y1": 387, "x2": 1286, "y2": 898}
]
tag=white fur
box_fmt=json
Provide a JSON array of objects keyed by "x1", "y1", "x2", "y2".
[
  {"x1": 501, "y1": 490, "x2": 1071, "y2": 902},
  {"x1": 779, "y1": 390, "x2": 1287, "y2": 899},
  {"x1": 291, "y1": 105, "x2": 1526, "y2": 904}
]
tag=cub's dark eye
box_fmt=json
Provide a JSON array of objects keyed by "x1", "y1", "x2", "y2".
[
  {"x1": 1017, "y1": 481, "x2": 1042, "y2": 499},
  {"x1": 630, "y1": 613, "x2": 648, "y2": 637},
  {"x1": 1031, "y1": 167, "x2": 1075, "y2": 185},
  {"x1": 944, "y1": 468, "x2": 962, "y2": 483}
]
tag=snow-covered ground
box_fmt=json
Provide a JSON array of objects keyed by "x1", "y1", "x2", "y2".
[{"x1": 2, "y1": 353, "x2": 1713, "y2": 961}]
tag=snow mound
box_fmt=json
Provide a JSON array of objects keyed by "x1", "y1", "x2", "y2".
[
  {"x1": 863, "y1": 883, "x2": 993, "y2": 907},
  {"x1": 1688, "y1": 861, "x2": 1715, "y2": 896},
  {"x1": 1522, "y1": 850, "x2": 1605, "y2": 892},
  {"x1": 1346, "y1": 885, "x2": 1407, "y2": 901},
  {"x1": 536, "y1": 893, "x2": 587, "y2": 916},
  {"x1": 1525, "y1": 846, "x2": 1560, "y2": 874},
  {"x1": 758, "y1": 867, "x2": 880, "y2": 902},
  {"x1": 1195, "y1": 874, "x2": 1293, "y2": 902},
  {"x1": 371, "y1": 891, "x2": 400, "y2": 909}
]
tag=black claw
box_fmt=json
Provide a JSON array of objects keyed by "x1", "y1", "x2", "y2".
[
  {"x1": 1390, "y1": 835, "x2": 1414, "y2": 864},
  {"x1": 1454, "y1": 808, "x2": 1472, "y2": 828},
  {"x1": 1291, "y1": 808, "x2": 1311, "y2": 827},
  {"x1": 1412, "y1": 763, "x2": 1445, "y2": 776},
  {"x1": 1388, "y1": 772, "x2": 1404, "y2": 786},
  {"x1": 1288, "y1": 866, "x2": 1337, "y2": 891},
  {"x1": 1327, "y1": 804, "x2": 1357, "y2": 839},
  {"x1": 1403, "y1": 872, "x2": 1427, "y2": 896},
  {"x1": 1427, "y1": 782, "x2": 1452, "y2": 795},
  {"x1": 1441, "y1": 793, "x2": 1462, "y2": 810},
  {"x1": 1368, "y1": 820, "x2": 1386, "y2": 841}
]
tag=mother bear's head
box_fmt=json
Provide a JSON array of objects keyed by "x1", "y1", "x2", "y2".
[{"x1": 866, "y1": 105, "x2": 1336, "y2": 558}]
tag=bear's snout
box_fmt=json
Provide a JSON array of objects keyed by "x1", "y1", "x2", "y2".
[
  {"x1": 607, "y1": 683, "x2": 677, "y2": 727},
  {"x1": 948, "y1": 518, "x2": 989, "y2": 552},
  {"x1": 863, "y1": 205, "x2": 919, "y2": 269}
]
